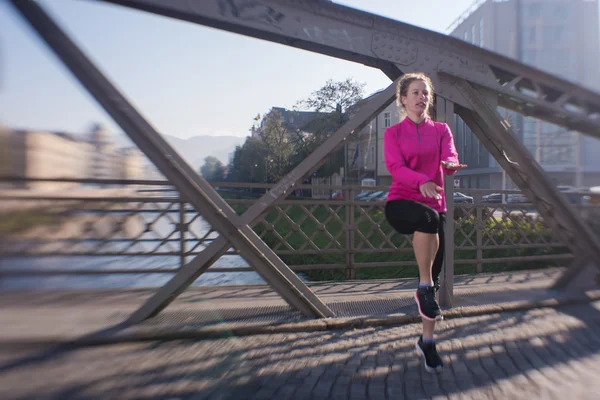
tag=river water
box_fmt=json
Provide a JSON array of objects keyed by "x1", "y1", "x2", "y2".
[{"x1": 0, "y1": 207, "x2": 269, "y2": 290}]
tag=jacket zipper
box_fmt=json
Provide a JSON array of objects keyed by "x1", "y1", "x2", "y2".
[{"x1": 416, "y1": 122, "x2": 420, "y2": 141}]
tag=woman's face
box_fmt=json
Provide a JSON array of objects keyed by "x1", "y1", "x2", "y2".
[{"x1": 402, "y1": 80, "x2": 430, "y2": 117}]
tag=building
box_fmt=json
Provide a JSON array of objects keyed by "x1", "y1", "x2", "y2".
[
  {"x1": 448, "y1": 0, "x2": 600, "y2": 189},
  {"x1": 344, "y1": 90, "x2": 401, "y2": 184},
  {"x1": 117, "y1": 147, "x2": 146, "y2": 182},
  {"x1": 0, "y1": 124, "x2": 147, "y2": 190},
  {"x1": 88, "y1": 123, "x2": 117, "y2": 180},
  {"x1": 0, "y1": 129, "x2": 92, "y2": 190},
  {"x1": 87, "y1": 123, "x2": 146, "y2": 182}
]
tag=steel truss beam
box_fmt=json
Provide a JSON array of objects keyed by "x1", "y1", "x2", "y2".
[
  {"x1": 99, "y1": 0, "x2": 600, "y2": 286},
  {"x1": 11, "y1": 0, "x2": 339, "y2": 320},
  {"x1": 11, "y1": 0, "x2": 404, "y2": 322},
  {"x1": 12, "y1": 0, "x2": 599, "y2": 326},
  {"x1": 100, "y1": 0, "x2": 600, "y2": 139},
  {"x1": 452, "y1": 79, "x2": 600, "y2": 287},
  {"x1": 126, "y1": 84, "x2": 398, "y2": 322}
]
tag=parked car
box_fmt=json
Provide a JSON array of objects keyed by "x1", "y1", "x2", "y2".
[
  {"x1": 585, "y1": 186, "x2": 600, "y2": 205},
  {"x1": 482, "y1": 193, "x2": 502, "y2": 204},
  {"x1": 354, "y1": 191, "x2": 374, "y2": 201},
  {"x1": 556, "y1": 185, "x2": 582, "y2": 205},
  {"x1": 453, "y1": 192, "x2": 474, "y2": 204},
  {"x1": 507, "y1": 193, "x2": 529, "y2": 204},
  {"x1": 363, "y1": 191, "x2": 385, "y2": 201},
  {"x1": 373, "y1": 191, "x2": 389, "y2": 201},
  {"x1": 331, "y1": 190, "x2": 344, "y2": 200}
]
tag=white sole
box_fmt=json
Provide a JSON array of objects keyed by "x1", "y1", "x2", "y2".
[
  {"x1": 415, "y1": 342, "x2": 443, "y2": 373},
  {"x1": 414, "y1": 292, "x2": 444, "y2": 321}
]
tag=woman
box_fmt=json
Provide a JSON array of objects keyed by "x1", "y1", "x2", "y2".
[{"x1": 384, "y1": 72, "x2": 466, "y2": 373}]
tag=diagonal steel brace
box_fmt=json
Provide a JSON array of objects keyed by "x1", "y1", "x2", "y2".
[
  {"x1": 11, "y1": 0, "x2": 335, "y2": 319},
  {"x1": 125, "y1": 79, "x2": 398, "y2": 323},
  {"x1": 451, "y1": 78, "x2": 600, "y2": 287},
  {"x1": 12, "y1": 0, "x2": 398, "y2": 322}
]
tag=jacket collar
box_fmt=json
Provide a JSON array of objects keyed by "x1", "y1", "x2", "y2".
[{"x1": 402, "y1": 116, "x2": 432, "y2": 128}]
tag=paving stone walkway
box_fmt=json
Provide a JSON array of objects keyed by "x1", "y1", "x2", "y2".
[{"x1": 1, "y1": 300, "x2": 599, "y2": 400}]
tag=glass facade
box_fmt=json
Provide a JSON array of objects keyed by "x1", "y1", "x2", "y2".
[{"x1": 519, "y1": 1, "x2": 577, "y2": 166}]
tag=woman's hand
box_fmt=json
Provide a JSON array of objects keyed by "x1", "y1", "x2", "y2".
[
  {"x1": 441, "y1": 161, "x2": 468, "y2": 171},
  {"x1": 419, "y1": 181, "x2": 443, "y2": 200}
]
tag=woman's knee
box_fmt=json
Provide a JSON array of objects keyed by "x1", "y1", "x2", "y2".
[{"x1": 418, "y1": 208, "x2": 440, "y2": 234}]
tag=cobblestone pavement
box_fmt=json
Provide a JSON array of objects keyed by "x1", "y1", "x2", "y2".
[{"x1": 1, "y1": 301, "x2": 599, "y2": 400}]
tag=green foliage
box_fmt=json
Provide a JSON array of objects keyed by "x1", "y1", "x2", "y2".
[
  {"x1": 295, "y1": 78, "x2": 366, "y2": 177},
  {"x1": 0, "y1": 211, "x2": 54, "y2": 235},
  {"x1": 296, "y1": 78, "x2": 366, "y2": 115},
  {"x1": 226, "y1": 138, "x2": 268, "y2": 184},
  {"x1": 227, "y1": 78, "x2": 366, "y2": 183},
  {"x1": 199, "y1": 156, "x2": 226, "y2": 182},
  {"x1": 259, "y1": 109, "x2": 295, "y2": 182},
  {"x1": 234, "y1": 202, "x2": 572, "y2": 281}
]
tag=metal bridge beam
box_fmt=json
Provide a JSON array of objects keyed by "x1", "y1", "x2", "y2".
[
  {"x1": 451, "y1": 79, "x2": 600, "y2": 286},
  {"x1": 98, "y1": 0, "x2": 600, "y2": 287},
  {"x1": 11, "y1": 0, "x2": 599, "y2": 325},
  {"x1": 100, "y1": 0, "x2": 600, "y2": 139},
  {"x1": 125, "y1": 84, "x2": 398, "y2": 323},
  {"x1": 11, "y1": 0, "x2": 406, "y2": 322},
  {"x1": 10, "y1": 0, "x2": 336, "y2": 320}
]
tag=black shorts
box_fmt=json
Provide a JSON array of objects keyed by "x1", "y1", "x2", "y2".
[{"x1": 385, "y1": 199, "x2": 445, "y2": 235}]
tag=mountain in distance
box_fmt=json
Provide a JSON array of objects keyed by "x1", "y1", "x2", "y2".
[
  {"x1": 162, "y1": 134, "x2": 247, "y2": 170},
  {"x1": 114, "y1": 133, "x2": 247, "y2": 170}
]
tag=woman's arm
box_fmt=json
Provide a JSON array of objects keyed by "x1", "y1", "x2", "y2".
[{"x1": 384, "y1": 126, "x2": 430, "y2": 189}]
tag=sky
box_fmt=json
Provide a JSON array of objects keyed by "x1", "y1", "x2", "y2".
[{"x1": 1, "y1": 0, "x2": 476, "y2": 139}]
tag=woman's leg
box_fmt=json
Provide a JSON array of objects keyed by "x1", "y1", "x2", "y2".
[
  {"x1": 385, "y1": 200, "x2": 444, "y2": 372},
  {"x1": 422, "y1": 213, "x2": 446, "y2": 340},
  {"x1": 431, "y1": 213, "x2": 446, "y2": 291},
  {"x1": 413, "y1": 231, "x2": 439, "y2": 285},
  {"x1": 412, "y1": 207, "x2": 442, "y2": 321},
  {"x1": 384, "y1": 200, "x2": 441, "y2": 318}
]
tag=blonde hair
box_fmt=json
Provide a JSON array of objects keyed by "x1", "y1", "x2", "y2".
[{"x1": 396, "y1": 72, "x2": 435, "y2": 119}]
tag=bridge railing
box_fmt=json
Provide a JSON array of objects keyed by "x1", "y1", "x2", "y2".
[{"x1": 1, "y1": 177, "x2": 598, "y2": 281}]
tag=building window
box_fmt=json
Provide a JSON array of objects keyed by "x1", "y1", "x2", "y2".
[
  {"x1": 522, "y1": 27, "x2": 536, "y2": 44},
  {"x1": 525, "y1": 3, "x2": 542, "y2": 18},
  {"x1": 479, "y1": 18, "x2": 484, "y2": 47},
  {"x1": 523, "y1": 49, "x2": 537, "y2": 65},
  {"x1": 464, "y1": 30, "x2": 468, "y2": 41},
  {"x1": 554, "y1": 5, "x2": 569, "y2": 20},
  {"x1": 542, "y1": 26, "x2": 565, "y2": 45},
  {"x1": 369, "y1": 146, "x2": 375, "y2": 163},
  {"x1": 471, "y1": 24, "x2": 476, "y2": 45},
  {"x1": 460, "y1": 119, "x2": 468, "y2": 156},
  {"x1": 553, "y1": 26, "x2": 565, "y2": 41},
  {"x1": 383, "y1": 112, "x2": 391, "y2": 128}
]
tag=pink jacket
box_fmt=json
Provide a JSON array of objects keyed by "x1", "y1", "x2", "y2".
[{"x1": 384, "y1": 117, "x2": 459, "y2": 213}]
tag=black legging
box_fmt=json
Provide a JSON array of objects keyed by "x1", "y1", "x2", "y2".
[{"x1": 385, "y1": 199, "x2": 446, "y2": 288}]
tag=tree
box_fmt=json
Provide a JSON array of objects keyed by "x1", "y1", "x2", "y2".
[
  {"x1": 225, "y1": 138, "x2": 268, "y2": 184},
  {"x1": 295, "y1": 78, "x2": 366, "y2": 176},
  {"x1": 258, "y1": 109, "x2": 295, "y2": 182},
  {"x1": 297, "y1": 77, "x2": 365, "y2": 124},
  {"x1": 200, "y1": 156, "x2": 226, "y2": 182},
  {"x1": 226, "y1": 78, "x2": 366, "y2": 184}
]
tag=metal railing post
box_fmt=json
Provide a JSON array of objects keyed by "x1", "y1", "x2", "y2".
[
  {"x1": 437, "y1": 97, "x2": 455, "y2": 308},
  {"x1": 179, "y1": 199, "x2": 186, "y2": 269},
  {"x1": 346, "y1": 187, "x2": 356, "y2": 280},
  {"x1": 441, "y1": 176, "x2": 455, "y2": 308},
  {"x1": 475, "y1": 193, "x2": 484, "y2": 273}
]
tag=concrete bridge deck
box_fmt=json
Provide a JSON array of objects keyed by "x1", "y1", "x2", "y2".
[
  {"x1": 1, "y1": 268, "x2": 600, "y2": 399},
  {"x1": 1, "y1": 268, "x2": 599, "y2": 344}
]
